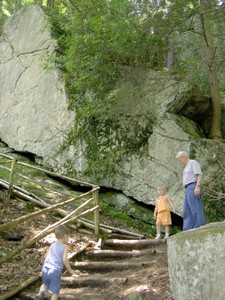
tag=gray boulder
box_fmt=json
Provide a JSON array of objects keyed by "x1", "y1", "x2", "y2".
[
  {"x1": 168, "y1": 222, "x2": 225, "y2": 300},
  {"x1": 0, "y1": 5, "x2": 75, "y2": 158}
]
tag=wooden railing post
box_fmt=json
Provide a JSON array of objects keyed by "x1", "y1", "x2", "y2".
[
  {"x1": 8, "y1": 157, "x2": 16, "y2": 201},
  {"x1": 93, "y1": 186, "x2": 100, "y2": 238}
]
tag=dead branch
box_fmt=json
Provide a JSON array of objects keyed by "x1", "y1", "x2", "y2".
[
  {"x1": 16, "y1": 160, "x2": 95, "y2": 187},
  {"x1": 0, "y1": 179, "x2": 96, "y2": 231},
  {"x1": 0, "y1": 275, "x2": 39, "y2": 300},
  {"x1": 76, "y1": 228, "x2": 93, "y2": 235},
  {"x1": 0, "y1": 205, "x2": 98, "y2": 264},
  {"x1": 0, "y1": 179, "x2": 112, "y2": 236},
  {"x1": 80, "y1": 218, "x2": 145, "y2": 239},
  {"x1": 77, "y1": 220, "x2": 111, "y2": 234},
  {"x1": 68, "y1": 244, "x2": 88, "y2": 260}
]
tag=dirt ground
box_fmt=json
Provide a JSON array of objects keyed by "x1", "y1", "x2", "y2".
[{"x1": 0, "y1": 189, "x2": 173, "y2": 300}]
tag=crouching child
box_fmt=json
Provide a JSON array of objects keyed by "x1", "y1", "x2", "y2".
[{"x1": 35, "y1": 225, "x2": 74, "y2": 300}]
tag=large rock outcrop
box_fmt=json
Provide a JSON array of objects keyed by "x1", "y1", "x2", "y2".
[
  {"x1": 0, "y1": 5, "x2": 225, "y2": 217},
  {"x1": 0, "y1": 5, "x2": 75, "y2": 158},
  {"x1": 168, "y1": 222, "x2": 225, "y2": 300}
]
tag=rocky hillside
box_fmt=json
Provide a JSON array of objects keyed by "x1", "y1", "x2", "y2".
[{"x1": 0, "y1": 5, "x2": 225, "y2": 222}]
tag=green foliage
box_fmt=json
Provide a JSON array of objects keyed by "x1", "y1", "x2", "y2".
[
  {"x1": 43, "y1": 0, "x2": 170, "y2": 121},
  {"x1": 2, "y1": 0, "x2": 224, "y2": 132},
  {"x1": 204, "y1": 196, "x2": 225, "y2": 224},
  {"x1": 77, "y1": 114, "x2": 154, "y2": 179},
  {"x1": 100, "y1": 194, "x2": 181, "y2": 236},
  {"x1": 101, "y1": 201, "x2": 154, "y2": 234},
  {"x1": 25, "y1": 201, "x2": 35, "y2": 212},
  {"x1": 1, "y1": 0, "x2": 224, "y2": 102},
  {"x1": 203, "y1": 185, "x2": 225, "y2": 223},
  {"x1": 168, "y1": 1, "x2": 225, "y2": 91}
]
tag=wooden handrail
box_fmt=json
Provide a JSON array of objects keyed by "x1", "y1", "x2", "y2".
[
  {"x1": 0, "y1": 152, "x2": 96, "y2": 187},
  {"x1": 0, "y1": 152, "x2": 100, "y2": 238}
]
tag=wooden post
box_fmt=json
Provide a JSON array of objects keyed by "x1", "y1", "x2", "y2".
[
  {"x1": 8, "y1": 157, "x2": 16, "y2": 201},
  {"x1": 93, "y1": 186, "x2": 100, "y2": 238}
]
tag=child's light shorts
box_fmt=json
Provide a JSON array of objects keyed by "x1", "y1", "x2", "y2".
[
  {"x1": 42, "y1": 266, "x2": 62, "y2": 294},
  {"x1": 156, "y1": 210, "x2": 172, "y2": 226}
]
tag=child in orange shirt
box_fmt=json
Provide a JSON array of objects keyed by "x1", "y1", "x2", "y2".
[{"x1": 154, "y1": 187, "x2": 176, "y2": 240}]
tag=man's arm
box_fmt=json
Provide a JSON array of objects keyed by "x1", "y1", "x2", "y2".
[
  {"x1": 196, "y1": 174, "x2": 203, "y2": 187},
  {"x1": 194, "y1": 174, "x2": 203, "y2": 196}
]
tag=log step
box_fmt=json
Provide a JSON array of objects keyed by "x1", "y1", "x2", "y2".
[
  {"x1": 22, "y1": 290, "x2": 106, "y2": 300},
  {"x1": 59, "y1": 288, "x2": 106, "y2": 300},
  {"x1": 104, "y1": 238, "x2": 161, "y2": 250},
  {"x1": 85, "y1": 249, "x2": 155, "y2": 260},
  {"x1": 110, "y1": 233, "x2": 143, "y2": 240},
  {"x1": 61, "y1": 275, "x2": 128, "y2": 288},
  {"x1": 74, "y1": 260, "x2": 152, "y2": 272},
  {"x1": 59, "y1": 292, "x2": 106, "y2": 300}
]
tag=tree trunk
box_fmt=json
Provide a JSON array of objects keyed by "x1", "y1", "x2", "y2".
[
  {"x1": 167, "y1": 34, "x2": 175, "y2": 70},
  {"x1": 200, "y1": 0, "x2": 222, "y2": 139},
  {"x1": 33, "y1": 0, "x2": 43, "y2": 5},
  {"x1": 14, "y1": 0, "x2": 21, "y2": 12},
  {"x1": 47, "y1": 0, "x2": 55, "y2": 8}
]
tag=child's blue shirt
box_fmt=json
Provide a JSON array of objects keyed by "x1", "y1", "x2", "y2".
[{"x1": 43, "y1": 242, "x2": 66, "y2": 271}]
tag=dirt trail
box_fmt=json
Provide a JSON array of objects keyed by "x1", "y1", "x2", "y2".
[
  {"x1": 20, "y1": 239, "x2": 173, "y2": 300},
  {"x1": 0, "y1": 193, "x2": 173, "y2": 300}
]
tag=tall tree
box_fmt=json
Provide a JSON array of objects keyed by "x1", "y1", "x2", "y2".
[
  {"x1": 160, "y1": 0, "x2": 223, "y2": 139},
  {"x1": 14, "y1": 0, "x2": 22, "y2": 12},
  {"x1": 200, "y1": 0, "x2": 222, "y2": 139},
  {"x1": 47, "y1": 0, "x2": 55, "y2": 9}
]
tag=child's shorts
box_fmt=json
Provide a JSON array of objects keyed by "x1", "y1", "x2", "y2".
[
  {"x1": 156, "y1": 210, "x2": 172, "y2": 226},
  {"x1": 42, "y1": 266, "x2": 62, "y2": 294}
]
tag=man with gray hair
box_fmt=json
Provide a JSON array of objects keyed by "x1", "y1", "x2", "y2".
[{"x1": 176, "y1": 151, "x2": 205, "y2": 230}]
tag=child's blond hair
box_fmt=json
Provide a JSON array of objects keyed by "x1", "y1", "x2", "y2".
[{"x1": 55, "y1": 225, "x2": 70, "y2": 239}]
